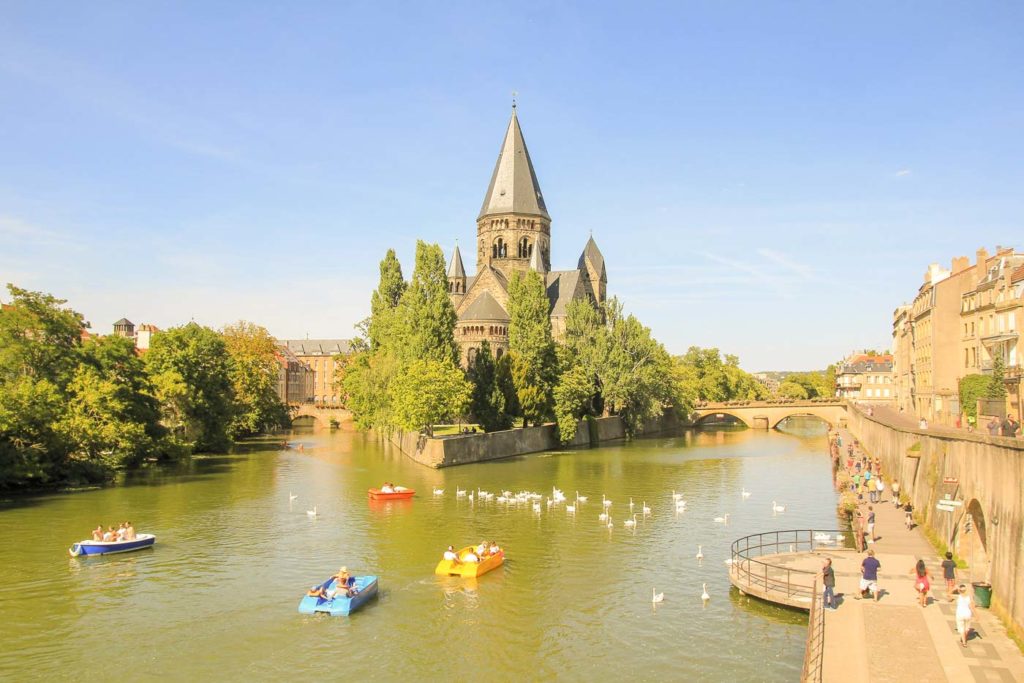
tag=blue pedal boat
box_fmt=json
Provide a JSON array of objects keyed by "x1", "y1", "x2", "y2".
[
  {"x1": 69, "y1": 533, "x2": 156, "y2": 557},
  {"x1": 298, "y1": 575, "x2": 378, "y2": 616}
]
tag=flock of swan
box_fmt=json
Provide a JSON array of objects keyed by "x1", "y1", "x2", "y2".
[{"x1": 290, "y1": 485, "x2": 789, "y2": 606}]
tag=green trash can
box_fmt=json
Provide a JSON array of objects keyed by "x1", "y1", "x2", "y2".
[{"x1": 972, "y1": 582, "x2": 992, "y2": 608}]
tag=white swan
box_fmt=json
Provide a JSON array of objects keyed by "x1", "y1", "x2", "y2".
[
  {"x1": 642, "y1": 501, "x2": 652, "y2": 515},
  {"x1": 576, "y1": 491, "x2": 588, "y2": 503},
  {"x1": 652, "y1": 588, "x2": 664, "y2": 604},
  {"x1": 456, "y1": 487, "x2": 466, "y2": 497},
  {"x1": 468, "y1": 492, "x2": 475, "y2": 503},
  {"x1": 433, "y1": 488, "x2": 444, "y2": 495},
  {"x1": 566, "y1": 503, "x2": 576, "y2": 514},
  {"x1": 714, "y1": 513, "x2": 729, "y2": 524},
  {"x1": 696, "y1": 545, "x2": 704, "y2": 561},
  {"x1": 701, "y1": 583, "x2": 710, "y2": 601},
  {"x1": 672, "y1": 489, "x2": 683, "y2": 502},
  {"x1": 598, "y1": 512, "x2": 608, "y2": 522},
  {"x1": 532, "y1": 502, "x2": 541, "y2": 512},
  {"x1": 306, "y1": 506, "x2": 318, "y2": 518},
  {"x1": 603, "y1": 495, "x2": 612, "y2": 508},
  {"x1": 624, "y1": 514, "x2": 637, "y2": 528},
  {"x1": 742, "y1": 488, "x2": 751, "y2": 499},
  {"x1": 772, "y1": 501, "x2": 786, "y2": 513}
]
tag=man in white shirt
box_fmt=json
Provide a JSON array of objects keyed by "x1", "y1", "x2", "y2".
[{"x1": 443, "y1": 546, "x2": 460, "y2": 564}]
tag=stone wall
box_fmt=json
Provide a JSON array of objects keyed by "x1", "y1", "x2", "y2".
[{"x1": 846, "y1": 405, "x2": 1024, "y2": 637}]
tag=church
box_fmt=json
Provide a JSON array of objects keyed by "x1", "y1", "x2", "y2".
[{"x1": 447, "y1": 107, "x2": 607, "y2": 367}]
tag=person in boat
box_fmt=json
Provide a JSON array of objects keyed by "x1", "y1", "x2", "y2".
[
  {"x1": 463, "y1": 548, "x2": 480, "y2": 563},
  {"x1": 102, "y1": 526, "x2": 115, "y2": 542},
  {"x1": 443, "y1": 545, "x2": 461, "y2": 565},
  {"x1": 476, "y1": 541, "x2": 488, "y2": 557},
  {"x1": 92, "y1": 526, "x2": 103, "y2": 541},
  {"x1": 307, "y1": 567, "x2": 356, "y2": 600},
  {"x1": 116, "y1": 523, "x2": 126, "y2": 541},
  {"x1": 489, "y1": 541, "x2": 501, "y2": 555},
  {"x1": 381, "y1": 482, "x2": 395, "y2": 493},
  {"x1": 125, "y1": 522, "x2": 136, "y2": 541}
]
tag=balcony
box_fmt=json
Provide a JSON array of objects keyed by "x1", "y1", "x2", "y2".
[{"x1": 980, "y1": 361, "x2": 1022, "y2": 379}]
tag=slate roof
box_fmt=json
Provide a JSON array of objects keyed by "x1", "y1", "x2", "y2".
[
  {"x1": 113, "y1": 318, "x2": 134, "y2": 327},
  {"x1": 478, "y1": 108, "x2": 549, "y2": 220},
  {"x1": 578, "y1": 236, "x2": 606, "y2": 281},
  {"x1": 447, "y1": 245, "x2": 466, "y2": 279},
  {"x1": 546, "y1": 270, "x2": 582, "y2": 316},
  {"x1": 529, "y1": 244, "x2": 546, "y2": 273},
  {"x1": 459, "y1": 291, "x2": 509, "y2": 322},
  {"x1": 282, "y1": 339, "x2": 352, "y2": 356}
]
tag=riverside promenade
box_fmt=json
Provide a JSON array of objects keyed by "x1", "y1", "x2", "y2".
[{"x1": 731, "y1": 424, "x2": 1024, "y2": 682}]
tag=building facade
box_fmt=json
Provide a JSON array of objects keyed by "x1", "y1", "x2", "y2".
[
  {"x1": 275, "y1": 344, "x2": 315, "y2": 405},
  {"x1": 446, "y1": 107, "x2": 607, "y2": 367},
  {"x1": 835, "y1": 353, "x2": 895, "y2": 402},
  {"x1": 279, "y1": 339, "x2": 351, "y2": 406},
  {"x1": 892, "y1": 246, "x2": 1023, "y2": 425}
]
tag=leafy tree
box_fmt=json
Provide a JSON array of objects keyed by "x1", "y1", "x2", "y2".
[
  {"x1": 222, "y1": 321, "x2": 289, "y2": 437},
  {"x1": 396, "y1": 242, "x2": 458, "y2": 364},
  {"x1": 0, "y1": 376, "x2": 66, "y2": 487},
  {"x1": 508, "y1": 271, "x2": 557, "y2": 426},
  {"x1": 368, "y1": 250, "x2": 406, "y2": 351},
  {"x1": 562, "y1": 300, "x2": 604, "y2": 415},
  {"x1": 987, "y1": 355, "x2": 1008, "y2": 399},
  {"x1": 673, "y1": 346, "x2": 766, "y2": 402},
  {"x1": 389, "y1": 358, "x2": 471, "y2": 435},
  {"x1": 466, "y1": 341, "x2": 510, "y2": 432},
  {"x1": 144, "y1": 324, "x2": 235, "y2": 452},
  {"x1": 0, "y1": 284, "x2": 85, "y2": 388},
  {"x1": 341, "y1": 350, "x2": 399, "y2": 432},
  {"x1": 960, "y1": 374, "x2": 993, "y2": 420},
  {"x1": 494, "y1": 352, "x2": 520, "y2": 420},
  {"x1": 554, "y1": 363, "x2": 594, "y2": 444},
  {"x1": 779, "y1": 381, "x2": 809, "y2": 400}
]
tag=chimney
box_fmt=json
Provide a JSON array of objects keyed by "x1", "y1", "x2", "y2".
[
  {"x1": 976, "y1": 247, "x2": 989, "y2": 266},
  {"x1": 951, "y1": 256, "x2": 969, "y2": 274}
]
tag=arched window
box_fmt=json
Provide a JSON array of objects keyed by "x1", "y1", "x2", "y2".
[
  {"x1": 493, "y1": 237, "x2": 506, "y2": 259},
  {"x1": 496, "y1": 348, "x2": 504, "y2": 360}
]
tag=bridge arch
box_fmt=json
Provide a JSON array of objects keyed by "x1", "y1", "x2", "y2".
[
  {"x1": 770, "y1": 411, "x2": 837, "y2": 430},
  {"x1": 693, "y1": 411, "x2": 752, "y2": 429}
]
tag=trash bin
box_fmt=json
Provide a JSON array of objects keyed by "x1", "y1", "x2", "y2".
[{"x1": 973, "y1": 582, "x2": 993, "y2": 608}]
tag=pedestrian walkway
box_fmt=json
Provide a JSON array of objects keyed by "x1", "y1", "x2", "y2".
[{"x1": 819, "y1": 426, "x2": 1024, "y2": 683}]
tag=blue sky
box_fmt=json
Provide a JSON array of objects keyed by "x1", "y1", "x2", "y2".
[{"x1": 2, "y1": 2, "x2": 1022, "y2": 370}]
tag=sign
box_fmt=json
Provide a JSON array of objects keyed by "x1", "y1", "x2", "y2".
[
  {"x1": 943, "y1": 477, "x2": 959, "y2": 484},
  {"x1": 936, "y1": 504, "x2": 956, "y2": 512},
  {"x1": 940, "y1": 499, "x2": 963, "y2": 506}
]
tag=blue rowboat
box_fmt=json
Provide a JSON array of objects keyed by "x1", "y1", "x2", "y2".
[
  {"x1": 298, "y1": 575, "x2": 378, "y2": 616},
  {"x1": 69, "y1": 533, "x2": 156, "y2": 557}
]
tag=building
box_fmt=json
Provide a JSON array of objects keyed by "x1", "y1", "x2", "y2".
[
  {"x1": 752, "y1": 373, "x2": 780, "y2": 394},
  {"x1": 113, "y1": 318, "x2": 135, "y2": 338},
  {"x1": 446, "y1": 106, "x2": 607, "y2": 366},
  {"x1": 892, "y1": 246, "x2": 1023, "y2": 425},
  {"x1": 112, "y1": 318, "x2": 159, "y2": 354},
  {"x1": 279, "y1": 339, "x2": 351, "y2": 406},
  {"x1": 275, "y1": 345, "x2": 314, "y2": 405},
  {"x1": 835, "y1": 353, "x2": 895, "y2": 402}
]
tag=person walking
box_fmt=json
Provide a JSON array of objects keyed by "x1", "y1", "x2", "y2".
[
  {"x1": 822, "y1": 558, "x2": 836, "y2": 609},
  {"x1": 891, "y1": 480, "x2": 901, "y2": 508},
  {"x1": 876, "y1": 477, "x2": 885, "y2": 504},
  {"x1": 860, "y1": 549, "x2": 881, "y2": 601},
  {"x1": 941, "y1": 552, "x2": 957, "y2": 602},
  {"x1": 956, "y1": 584, "x2": 975, "y2": 646},
  {"x1": 867, "y1": 506, "x2": 877, "y2": 543},
  {"x1": 904, "y1": 501, "x2": 914, "y2": 530},
  {"x1": 911, "y1": 559, "x2": 931, "y2": 607}
]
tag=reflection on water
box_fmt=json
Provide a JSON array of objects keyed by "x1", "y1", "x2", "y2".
[{"x1": 0, "y1": 418, "x2": 836, "y2": 680}]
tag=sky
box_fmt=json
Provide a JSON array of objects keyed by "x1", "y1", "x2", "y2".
[{"x1": 2, "y1": 2, "x2": 1022, "y2": 370}]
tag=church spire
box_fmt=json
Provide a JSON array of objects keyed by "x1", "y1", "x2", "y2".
[
  {"x1": 478, "y1": 107, "x2": 549, "y2": 220},
  {"x1": 529, "y1": 243, "x2": 547, "y2": 274},
  {"x1": 447, "y1": 243, "x2": 466, "y2": 279}
]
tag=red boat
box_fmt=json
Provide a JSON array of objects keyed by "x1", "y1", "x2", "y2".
[{"x1": 368, "y1": 488, "x2": 415, "y2": 500}]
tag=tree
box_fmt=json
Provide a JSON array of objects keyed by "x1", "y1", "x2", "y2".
[
  {"x1": 466, "y1": 341, "x2": 510, "y2": 432},
  {"x1": 221, "y1": 321, "x2": 289, "y2": 438},
  {"x1": 341, "y1": 350, "x2": 399, "y2": 432},
  {"x1": 779, "y1": 381, "x2": 809, "y2": 400},
  {"x1": 0, "y1": 376, "x2": 66, "y2": 487},
  {"x1": 554, "y1": 363, "x2": 594, "y2": 444},
  {"x1": 0, "y1": 284, "x2": 85, "y2": 389},
  {"x1": 673, "y1": 346, "x2": 766, "y2": 402},
  {"x1": 507, "y1": 271, "x2": 557, "y2": 426},
  {"x1": 988, "y1": 354, "x2": 1008, "y2": 399},
  {"x1": 144, "y1": 324, "x2": 235, "y2": 452},
  {"x1": 368, "y1": 250, "x2": 406, "y2": 351},
  {"x1": 395, "y1": 242, "x2": 458, "y2": 365},
  {"x1": 389, "y1": 359, "x2": 471, "y2": 435},
  {"x1": 494, "y1": 352, "x2": 520, "y2": 420}
]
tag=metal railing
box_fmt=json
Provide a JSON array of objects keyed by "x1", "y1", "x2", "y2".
[
  {"x1": 801, "y1": 577, "x2": 825, "y2": 683},
  {"x1": 729, "y1": 529, "x2": 851, "y2": 607}
]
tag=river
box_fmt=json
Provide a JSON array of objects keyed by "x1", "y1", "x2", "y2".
[{"x1": 0, "y1": 418, "x2": 839, "y2": 681}]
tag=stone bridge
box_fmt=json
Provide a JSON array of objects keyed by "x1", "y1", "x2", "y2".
[
  {"x1": 692, "y1": 400, "x2": 848, "y2": 430},
  {"x1": 289, "y1": 404, "x2": 354, "y2": 428}
]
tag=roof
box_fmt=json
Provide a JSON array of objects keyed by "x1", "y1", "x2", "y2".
[
  {"x1": 459, "y1": 291, "x2": 509, "y2": 322},
  {"x1": 1012, "y1": 265, "x2": 1024, "y2": 284},
  {"x1": 281, "y1": 339, "x2": 352, "y2": 356},
  {"x1": 578, "y1": 236, "x2": 606, "y2": 282},
  {"x1": 838, "y1": 354, "x2": 894, "y2": 374},
  {"x1": 546, "y1": 270, "x2": 583, "y2": 316},
  {"x1": 478, "y1": 108, "x2": 549, "y2": 220},
  {"x1": 448, "y1": 244, "x2": 466, "y2": 279},
  {"x1": 529, "y1": 243, "x2": 546, "y2": 273},
  {"x1": 113, "y1": 318, "x2": 134, "y2": 327}
]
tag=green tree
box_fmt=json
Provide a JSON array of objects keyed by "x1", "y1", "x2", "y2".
[
  {"x1": 959, "y1": 374, "x2": 992, "y2": 421},
  {"x1": 0, "y1": 376, "x2": 66, "y2": 487},
  {"x1": 988, "y1": 355, "x2": 1008, "y2": 399},
  {"x1": 396, "y1": 242, "x2": 458, "y2": 364},
  {"x1": 389, "y1": 358, "x2": 471, "y2": 435},
  {"x1": 673, "y1": 346, "x2": 771, "y2": 403},
  {"x1": 368, "y1": 250, "x2": 406, "y2": 351},
  {"x1": 144, "y1": 324, "x2": 235, "y2": 452},
  {"x1": 221, "y1": 321, "x2": 289, "y2": 437},
  {"x1": 494, "y1": 352, "x2": 520, "y2": 420},
  {"x1": 0, "y1": 284, "x2": 85, "y2": 388},
  {"x1": 779, "y1": 381, "x2": 809, "y2": 400},
  {"x1": 466, "y1": 341, "x2": 510, "y2": 432},
  {"x1": 508, "y1": 271, "x2": 557, "y2": 426},
  {"x1": 341, "y1": 350, "x2": 399, "y2": 432},
  {"x1": 554, "y1": 363, "x2": 594, "y2": 444}
]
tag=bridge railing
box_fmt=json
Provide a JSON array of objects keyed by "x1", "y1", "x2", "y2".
[
  {"x1": 729, "y1": 529, "x2": 851, "y2": 607},
  {"x1": 801, "y1": 576, "x2": 825, "y2": 683}
]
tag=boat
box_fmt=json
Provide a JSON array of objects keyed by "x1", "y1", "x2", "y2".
[
  {"x1": 434, "y1": 546, "x2": 505, "y2": 578},
  {"x1": 68, "y1": 534, "x2": 156, "y2": 558},
  {"x1": 298, "y1": 575, "x2": 378, "y2": 616},
  {"x1": 368, "y1": 487, "x2": 415, "y2": 501}
]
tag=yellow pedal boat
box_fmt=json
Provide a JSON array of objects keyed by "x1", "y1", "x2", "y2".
[{"x1": 434, "y1": 546, "x2": 505, "y2": 577}]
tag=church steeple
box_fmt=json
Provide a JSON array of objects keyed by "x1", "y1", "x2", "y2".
[
  {"x1": 448, "y1": 243, "x2": 467, "y2": 296},
  {"x1": 476, "y1": 107, "x2": 552, "y2": 277},
  {"x1": 478, "y1": 108, "x2": 549, "y2": 221}
]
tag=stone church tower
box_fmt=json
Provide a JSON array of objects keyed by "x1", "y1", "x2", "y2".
[{"x1": 447, "y1": 106, "x2": 606, "y2": 367}]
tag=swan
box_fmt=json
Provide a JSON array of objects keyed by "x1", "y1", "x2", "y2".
[
  {"x1": 701, "y1": 583, "x2": 710, "y2": 601},
  {"x1": 468, "y1": 492, "x2": 475, "y2": 503},
  {"x1": 652, "y1": 588, "x2": 664, "y2": 604},
  {"x1": 598, "y1": 512, "x2": 608, "y2": 522},
  {"x1": 576, "y1": 491, "x2": 588, "y2": 503},
  {"x1": 566, "y1": 504, "x2": 576, "y2": 514},
  {"x1": 603, "y1": 495, "x2": 612, "y2": 508},
  {"x1": 713, "y1": 513, "x2": 729, "y2": 524},
  {"x1": 289, "y1": 492, "x2": 298, "y2": 502},
  {"x1": 672, "y1": 489, "x2": 683, "y2": 502},
  {"x1": 433, "y1": 488, "x2": 444, "y2": 495},
  {"x1": 533, "y1": 502, "x2": 541, "y2": 512},
  {"x1": 624, "y1": 514, "x2": 637, "y2": 528},
  {"x1": 456, "y1": 487, "x2": 466, "y2": 497},
  {"x1": 629, "y1": 497, "x2": 635, "y2": 512},
  {"x1": 696, "y1": 545, "x2": 704, "y2": 561},
  {"x1": 742, "y1": 488, "x2": 751, "y2": 499},
  {"x1": 642, "y1": 502, "x2": 652, "y2": 515},
  {"x1": 772, "y1": 501, "x2": 786, "y2": 513},
  {"x1": 306, "y1": 506, "x2": 318, "y2": 518}
]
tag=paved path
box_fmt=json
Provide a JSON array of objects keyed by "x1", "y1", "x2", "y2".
[{"x1": 817, "y1": 427, "x2": 1024, "y2": 683}]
